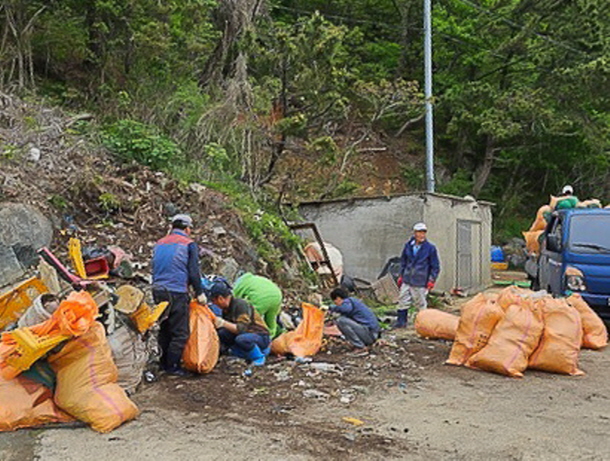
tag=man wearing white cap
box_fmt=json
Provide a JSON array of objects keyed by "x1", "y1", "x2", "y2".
[
  {"x1": 394, "y1": 222, "x2": 440, "y2": 328},
  {"x1": 560, "y1": 185, "x2": 574, "y2": 197},
  {"x1": 152, "y1": 214, "x2": 207, "y2": 376}
]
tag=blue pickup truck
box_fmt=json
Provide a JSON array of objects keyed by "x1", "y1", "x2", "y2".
[{"x1": 526, "y1": 208, "x2": 610, "y2": 319}]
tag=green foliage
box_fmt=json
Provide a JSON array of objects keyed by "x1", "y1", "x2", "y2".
[
  {"x1": 102, "y1": 120, "x2": 183, "y2": 170},
  {"x1": 402, "y1": 166, "x2": 425, "y2": 190},
  {"x1": 4, "y1": 0, "x2": 609, "y2": 243},
  {"x1": 98, "y1": 192, "x2": 121, "y2": 212},
  {"x1": 438, "y1": 169, "x2": 473, "y2": 197},
  {"x1": 48, "y1": 194, "x2": 69, "y2": 211},
  {"x1": 1, "y1": 144, "x2": 19, "y2": 160},
  {"x1": 332, "y1": 179, "x2": 359, "y2": 198}
]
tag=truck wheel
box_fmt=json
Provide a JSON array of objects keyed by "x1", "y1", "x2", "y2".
[{"x1": 531, "y1": 277, "x2": 540, "y2": 291}]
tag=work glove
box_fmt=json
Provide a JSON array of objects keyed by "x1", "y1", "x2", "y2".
[
  {"x1": 397, "y1": 276, "x2": 403, "y2": 288},
  {"x1": 214, "y1": 316, "x2": 225, "y2": 329},
  {"x1": 426, "y1": 280, "x2": 435, "y2": 291},
  {"x1": 197, "y1": 293, "x2": 208, "y2": 305}
]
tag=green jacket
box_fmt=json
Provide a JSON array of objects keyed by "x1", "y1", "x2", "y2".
[{"x1": 233, "y1": 273, "x2": 282, "y2": 313}]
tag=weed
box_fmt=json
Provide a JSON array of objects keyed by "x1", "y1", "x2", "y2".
[
  {"x1": 48, "y1": 194, "x2": 69, "y2": 210},
  {"x1": 98, "y1": 192, "x2": 121, "y2": 212},
  {"x1": 1, "y1": 144, "x2": 19, "y2": 160},
  {"x1": 102, "y1": 119, "x2": 183, "y2": 170}
]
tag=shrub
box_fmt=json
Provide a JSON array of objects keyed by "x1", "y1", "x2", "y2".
[{"x1": 102, "y1": 119, "x2": 183, "y2": 170}]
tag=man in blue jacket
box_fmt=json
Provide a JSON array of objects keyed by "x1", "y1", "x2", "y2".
[
  {"x1": 330, "y1": 287, "x2": 380, "y2": 355},
  {"x1": 152, "y1": 214, "x2": 206, "y2": 376},
  {"x1": 395, "y1": 222, "x2": 440, "y2": 328}
]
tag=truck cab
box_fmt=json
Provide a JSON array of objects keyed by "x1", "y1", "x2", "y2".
[{"x1": 533, "y1": 208, "x2": 610, "y2": 318}]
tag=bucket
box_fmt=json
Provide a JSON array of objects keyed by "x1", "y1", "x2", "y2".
[{"x1": 17, "y1": 296, "x2": 57, "y2": 328}]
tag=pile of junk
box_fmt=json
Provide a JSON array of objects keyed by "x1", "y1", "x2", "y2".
[
  {"x1": 0, "y1": 237, "x2": 329, "y2": 433},
  {"x1": 0, "y1": 238, "x2": 169, "y2": 433}
]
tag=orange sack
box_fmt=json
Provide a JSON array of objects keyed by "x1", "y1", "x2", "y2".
[
  {"x1": 272, "y1": 303, "x2": 325, "y2": 357},
  {"x1": 447, "y1": 294, "x2": 504, "y2": 365},
  {"x1": 0, "y1": 290, "x2": 99, "y2": 380},
  {"x1": 183, "y1": 301, "x2": 220, "y2": 374},
  {"x1": 467, "y1": 302, "x2": 544, "y2": 378},
  {"x1": 529, "y1": 205, "x2": 552, "y2": 231},
  {"x1": 497, "y1": 285, "x2": 531, "y2": 311},
  {"x1": 48, "y1": 322, "x2": 139, "y2": 433},
  {"x1": 522, "y1": 231, "x2": 544, "y2": 255},
  {"x1": 414, "y1": 309, "x2": 459, "y2": 340},
  {"x1": 0, "y1": 375, "x2": 73, "y2": 432},
  {"x1": 566, "y1": 294, "x2": 608, "y2": 349},
  {"x1": 528, "y1": 298, "x2": 584, "y2": 375}
]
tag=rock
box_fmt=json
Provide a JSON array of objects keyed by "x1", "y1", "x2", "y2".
[
  {"x1": 189, "y1": 183, "x2": 206, "y2": 194},
  {"x1": 0, "y1": 244, "x2": 23, "y2": 287},
  {"x1": 0, "y1": 203, "x2": 53, "y2": 287},
  {"x1": 303, "y1": 389, "x2": 329, "y2": 399},
  {"x1": 307, "y1": 362, "x2": 343, "y2": 374},
  {"x1": 28, "y1": 146, "x2": 41, "y2": 162},
  {"x1": 213, "y1": 226, "x2": 227, "y2": 237}
]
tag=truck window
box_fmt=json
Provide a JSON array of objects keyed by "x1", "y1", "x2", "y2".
[
  {"x1": 547, "y1": 217, "x2": 563, "y2": 251},
  {"x1": 568, "y1": 214, "x2": 610, "y2": 253}
]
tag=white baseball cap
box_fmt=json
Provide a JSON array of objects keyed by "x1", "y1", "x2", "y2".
[
  {"x1": 561, "y1": 185, "x2": 573, "y2": 195},
  {"x1": 171, "y1": 214, "x2": 193, "y2": 227},
  {"x1": 413, "y1": 222, "x2": 428, "y2": 232}
]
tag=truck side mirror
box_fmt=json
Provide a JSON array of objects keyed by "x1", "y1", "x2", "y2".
[{"x1": 547, "y1": 234, "x2": 561, "y2": 252}]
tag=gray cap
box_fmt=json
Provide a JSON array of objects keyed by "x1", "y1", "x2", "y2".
[
  {"x1": 561, "y1": 185, "x2": 573, "y2": 195},
  {"x1": 413, "y1": 222, "x2": 428, "y2": 232},
  {"x1": 171, "y1": 213, "x2": 193, "y2": 228}
]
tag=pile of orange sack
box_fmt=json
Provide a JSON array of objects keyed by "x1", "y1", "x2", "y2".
[
  {"x1": 0, "y1": 290, "x2": 139, "y2": 433},
  {"x1": 414, "y1": 286, "x2": 608, "y2": 378}
]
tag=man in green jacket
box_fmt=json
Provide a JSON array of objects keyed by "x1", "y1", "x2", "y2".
[{"x1": 233, "y1": 272, "x2": 283, "y2": 338}]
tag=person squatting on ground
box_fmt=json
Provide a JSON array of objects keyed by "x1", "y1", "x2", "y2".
[
  {"x1": 330, "y1": 287, "x2": 380, "y2": 355},
  {"x1": 209, "y1": 282, "x2": 271, "y2": 366},
  {"x1": 152, "y1": 214, "x2": 207, "y2": 376},
  {"x1": 233, "y1": 272, "x2": 283, "y2": 338},
  {"x1": 395, "y1": 222, "x2": 440, "y2": 328}
]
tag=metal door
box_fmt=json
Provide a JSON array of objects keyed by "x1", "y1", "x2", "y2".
[{"x1": 457, "y1": 220, "x2": 473, "y2": 289}]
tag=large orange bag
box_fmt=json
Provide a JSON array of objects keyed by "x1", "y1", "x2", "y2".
[
  {"x1": 497, "y1": 285, "x2": 531, "y2": 311},
  {"x1": 529, "y1": 205, "x2": 551, "y2": 231},
  {"x1": 48, "y1": 322, "x2": 139, "y2": 433},
  {"x1": 0, "y1": 375, "x2": 74, "y2": 431},
  {"x1": 0, "y1": 290, "x2": 98, "y2": 379},
  {"x1": 272, "y1": 303, "x2": 325, "y2": 357},
  {"x1": 528, "y1": 298, "x2": 583, "y2": 375},
  {"x1": 566, "y1": 294, "x2": 608, "y2": 349},
  {"x1": 467, "y1": 302, "x2": 543, "y2": 377},
  {"x1": 447, "y1": 294, "x2": 504, "y2": 365},
  {"x1": 414, "y1": 309, "x2": 459, "y2": 340},
  {"x1": 522, "y1": 231, "x2": 544, "y2": 255},
  {"x1": 183, "y1": 301, "x2": 219, "y2": 374}
]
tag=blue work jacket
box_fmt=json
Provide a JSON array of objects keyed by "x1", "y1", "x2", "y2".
[{"x1": 399, "y1": 238, "x2": 440, "y2": 287}]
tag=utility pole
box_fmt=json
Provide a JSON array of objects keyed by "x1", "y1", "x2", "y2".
[{"x1": 423, "y1": 0, "x2": 435, "y2": 192}]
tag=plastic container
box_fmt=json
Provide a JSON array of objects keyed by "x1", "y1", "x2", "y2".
[
  {"x1": 17, "y1": 296, "x2": 56, "y2": 328},
  {"x1": 490, "y1": 246, "x2": 505, "y2": 262}
]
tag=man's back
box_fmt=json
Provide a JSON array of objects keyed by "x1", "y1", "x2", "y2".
[{"x1": 152, "y1": 230, "x2": 193, "y2": 293}]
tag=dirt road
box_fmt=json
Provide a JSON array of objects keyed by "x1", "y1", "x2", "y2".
[{"x1": 1, "y1": 330, "x2": 609, "y2": 460}]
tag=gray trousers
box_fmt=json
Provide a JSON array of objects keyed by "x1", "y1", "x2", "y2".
[{"x1": 335, "y1": 316, "x2": 377, "y2": 349}]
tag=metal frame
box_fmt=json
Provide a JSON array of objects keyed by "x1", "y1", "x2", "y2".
[{"x1": 288, "y1": 222, "x2": 340, "y2": 287}]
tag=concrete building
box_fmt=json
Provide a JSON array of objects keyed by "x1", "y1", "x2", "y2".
[{"x1": 298, "y1": 193, "x2": 493, "y2": 293}]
